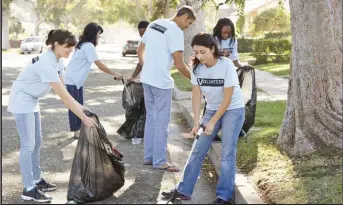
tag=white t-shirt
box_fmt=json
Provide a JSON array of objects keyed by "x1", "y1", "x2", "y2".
[
  {"x1": 7, "y1": 50, "x2": 64, "y2": 113},
  {"x1": 64, "y1": 42, "x2": 99, "y2": 89},
  {"x1": 215, "y1": 36, "x2": 239, "y2": 61},
  {"x1": 140, "y1": 19, "x2": 184, "y2": 89},
  {"x1": 191, "y1": 57, "x2": 244, "y2": 111}
]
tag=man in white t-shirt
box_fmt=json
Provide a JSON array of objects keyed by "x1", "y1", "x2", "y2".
[{"x1": 136, "y1": 5, "x2": 196, "y2": 172}]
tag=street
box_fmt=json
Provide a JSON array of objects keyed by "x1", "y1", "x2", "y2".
[{"x1": 1, "y1": 33, "x2": 217, "y2": 204}]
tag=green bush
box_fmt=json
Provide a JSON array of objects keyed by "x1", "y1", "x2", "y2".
[
  {"x1": 252, "y1": 39, "x2": 291, "y2": 64},
  {"x1": 264, "y1": 32, "x2": 291, "y2": 39},
  {"x1": 238, "y1": 38, "x2": 254, "y2": 53}
]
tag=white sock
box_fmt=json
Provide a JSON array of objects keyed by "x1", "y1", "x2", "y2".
[{"x1": 34, "y1": 178, "x2": 42, "y2": 184}]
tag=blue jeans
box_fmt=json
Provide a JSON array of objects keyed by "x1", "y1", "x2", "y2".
[
  {"x1": 13, "y1": 112, "x2": 42, "y2": 190},
  {"x1": 142, "y1": 83, "x2": 172, "y2": 167},
  {"x1": 66, "y1": 85, "x2": 84, "y2": 131},
  {"x1": 177, "y1": 107, "x2": 245, "y2": 201}
]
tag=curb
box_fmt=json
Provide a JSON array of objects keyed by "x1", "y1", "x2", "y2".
[{"x1": 173, "y1": 90, "x2": 265, "y2": 204}]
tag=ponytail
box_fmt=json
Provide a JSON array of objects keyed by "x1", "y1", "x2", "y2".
[{"x1": 46, "y1": 30, "x2": 55, "y2": 46}]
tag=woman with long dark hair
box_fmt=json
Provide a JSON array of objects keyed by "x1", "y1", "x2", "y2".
[
  {"x1": 7, "y1": 29, "x2": 97, "y2": 202},
  {"x1": 162, "y1": 33, "x2": 245, "y2": 204},
  {"x1": 64, "y1": 22, "x2": 123, "y2": 139},
  {"x1": 213, "y1": 17, "x2": 242, "y2": 68}
]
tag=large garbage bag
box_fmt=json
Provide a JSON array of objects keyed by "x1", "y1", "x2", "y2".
[
  {"x1": 117, "y1": 82, "x2": 146, "y2": 139},
  {"x1": 236, "y1": 65, "x2": 257, "y2": 134},
  {"x1": 67, "y1": 111, "x2": 125, "y2": 203}
]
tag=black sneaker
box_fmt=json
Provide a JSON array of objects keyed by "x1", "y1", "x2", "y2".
[
  {"x1": 161, "y1": 189, "x2": 191, "y2": 200},
  {"x1": 36, "y1": 178, "x2": 57, "y2": 192},
  {"x1": 21, "y1": 186, "x2": 52, "y2": 202},
  {"x1": 213, "y1": 135, "x2": 222, "y2": 142},
  {"x1": 212, "y1": 198, "x2": 234, "y2": 204}
]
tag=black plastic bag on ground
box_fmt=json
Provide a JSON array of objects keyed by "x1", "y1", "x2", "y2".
[
  {"x1": 67, "y1": 111, "x2": 125, "y2": 203},
  {"x1": 236, "y1": 65, "x2": 257, "y2": 134},
  {"x1": 117, "y1": 82, "x2": 146, "y2": 139}
]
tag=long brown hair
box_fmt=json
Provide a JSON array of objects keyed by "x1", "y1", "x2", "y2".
[{"x1": 191, "y1": 33, "x2": 222, "y2": 75}]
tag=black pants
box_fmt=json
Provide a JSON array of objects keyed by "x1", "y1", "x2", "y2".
[{"x1": 66, "y1": 85, "x2": 84, "y2": 132}]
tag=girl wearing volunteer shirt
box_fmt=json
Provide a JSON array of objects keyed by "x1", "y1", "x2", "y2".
[
  {"x1": 213, "y1": 17, "x2": 242, "y2": 68},
  {"x1": 64, "y1": 22, "x2": 123, "y2": 139},
  {"x1": 7, "y1": 29, "x2": 97, "y2": 203},
  {"x1": 162, "y1": 33, "x2": 245, "y2": 204}
]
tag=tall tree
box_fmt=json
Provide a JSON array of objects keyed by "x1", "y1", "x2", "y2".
[
  {"x1": 277, "y1": 0, "x2": 342, "y2": 156},
  {"x1": 249, "y1": 6, "x2": 290, "y2": 37},
  {"x1": 2, "y1": 0, "x2": 14, "y2": 49},
  {"x1": 9, "y1": 15, "x2": 25, "y2": 39}
]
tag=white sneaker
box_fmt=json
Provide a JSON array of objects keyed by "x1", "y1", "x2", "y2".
[{"x1": 73, "y1": 130, "x2": 80, "y2": 139}]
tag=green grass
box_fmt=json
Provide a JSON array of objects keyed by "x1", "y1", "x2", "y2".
[
  {"x1": 254, "y1": 63, "x2": 290, "y2": 78},
  {"x1": 171, "y1": 68, "x2": 192, "y2": 91},
  {"x1": 239, "y1": 52, "x2": 255, "y2": 62},
  {"x1": 237, "y1": 101, "x2": 342, "y2": 204}
]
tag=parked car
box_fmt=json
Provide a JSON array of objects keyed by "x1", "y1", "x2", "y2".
[
  {"x1": 122, "y1": 40, "x2": 139, "y2": 57},
  {"x1": 20, "y1": 36, "x2": 44, "y2": 54}
]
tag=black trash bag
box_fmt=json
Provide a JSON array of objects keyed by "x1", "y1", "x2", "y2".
[
  {"x1": 117, "y1": 82, "x2": 146, "y2": 139},
  {"x1": 67, "y1": 111, "x2": 125, "y2": 203},
  {"x1": 236, "y1": 65, "x2": 257, "y2": 134}
]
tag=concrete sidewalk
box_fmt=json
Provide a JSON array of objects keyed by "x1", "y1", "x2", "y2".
[{"x1": 254, "y1": 69, "x2": 288, "y2": 101}]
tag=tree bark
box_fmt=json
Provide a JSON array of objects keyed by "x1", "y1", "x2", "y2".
[
  {"x1": 163, "y1": 0, "x2": 173, "y2": 18},
  {"x1": 179, "y1": 0, "x2": 205, "y2": 65},
  {"x1": 2, "y1": 8, "x2": 10, "y2": 49},
  {"x1": 277, "y1": 0, "x2": 343, "y2": 156}
]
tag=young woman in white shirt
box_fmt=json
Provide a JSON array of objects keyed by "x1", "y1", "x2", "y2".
[
  {"x1": 162, "y1": 33, "x2": 245, "y2": 204},
  {"x1": 7, "y1": 29, "x2": 97, "y2": 202}
]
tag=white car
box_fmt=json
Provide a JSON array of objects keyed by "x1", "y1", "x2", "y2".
[{"x1": 20, "y1": 36, "x2": 44, "y2": 54}]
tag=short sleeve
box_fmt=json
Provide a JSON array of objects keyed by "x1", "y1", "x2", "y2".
[
  {"x1": 141, "y1": 31, "x2": 147, "y2": 44},
  {"x1": 36, "y1": 60, "x2": 60, "y2": 83},
  {"x1": 168, "y1": 29, "x2": 184, "y2": 54},
  {"x1": 230, "y1": 39, "x2": 239, "y2": 61},
  {"x1": 83, "y1": 43, "x2": 99, "y2": 63},
  {"x1": 57, "y1": 60, "x2": 65, "y2": 76},
  {"x1": 224, "y1": 59, "x2": 239, "y2": 87},
  {"x1": 191, "y1": 68, "x2": 198, "y2": 85}
]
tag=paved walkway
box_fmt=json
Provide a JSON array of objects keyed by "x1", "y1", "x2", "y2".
[{"x1": 254, "y1": 69, "x2": 288, "y2": 101}]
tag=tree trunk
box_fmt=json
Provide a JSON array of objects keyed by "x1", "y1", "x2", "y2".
[
  {"x1": 277, "y1": 0, "x2": 343, "y2": 156},
  {"x1": 2, "y1": 8, "x2": 10, "y2": 49},
  {"x1": 163, "y1": 0, "x2": 173, "y2": 18},
  {"x1": 179, "y1": 0, "x2": 205, "y2": 65}
]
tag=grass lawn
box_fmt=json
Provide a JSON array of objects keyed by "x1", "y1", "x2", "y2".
[
  {"x1": 239, "y1": 52, "x2": 255, "y2": 62},
  {"x1": 171, "y1": 68, "x2": 192, "y2": 91},
  {"x1": 237, "y1": 101, "x2": 342, "y2": 204},
  {"x1": 254, "y1": 63, "x2": 290, "y2": 78}
]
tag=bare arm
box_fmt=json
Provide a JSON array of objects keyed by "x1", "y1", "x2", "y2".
[
  {"x1": 233, "y1": 60, "x2": 242, "y2": 68},
  {"x1": 94, "y1": 60, "x2": 122, "y2": 79},
  {"x1": 131, "y1": 63, "x2": 142, "y2": 78},
  {"x1": 192, "y1": 85, "x2": 202, "y2": 126},
  {"x1": 59, "y1": 76, "x2": 88, "y2": 111},
  {"x1": 172, "y1": 51, "x2": 191, "y2": 80},
  {"x1": 50, "y1": 81, "x2": 96, "y2": 127},
  {"x1": 137, "y1": 42, "x2": 145, "y2": 67}
]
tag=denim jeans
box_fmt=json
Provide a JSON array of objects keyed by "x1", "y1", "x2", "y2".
[
  {"x1": 66, "y1": 85, "x2": 84, "y2": 131},
  {"x1": 13, "y1": 112, "x2": 42, "y2": 190},
  {"x1": 142, "y1": 83, "x2": 172, "y2": 167},
  {"x1": 177, "y1": 107, "x2": 245, "y2": 201}
]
